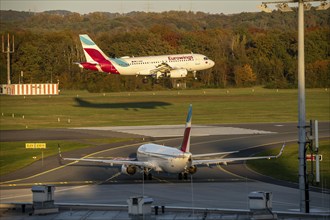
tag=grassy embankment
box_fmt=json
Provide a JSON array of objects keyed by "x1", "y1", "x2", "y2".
[{"x1": 248, "y1": 140, "x2": 330, "y2": 188}]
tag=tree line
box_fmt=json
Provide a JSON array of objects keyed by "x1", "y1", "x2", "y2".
[{"x1": 0, "y1": 9, "x2": 329, "y2": 91}]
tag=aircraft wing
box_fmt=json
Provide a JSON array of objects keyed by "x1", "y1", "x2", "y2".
[
  {"x1": 151, "y1": 62, "x2": 173, "y2": 74},
  {"x1": 192, "y1": 151, "x2": 239, "y2": 158},
  {"x1": 62, "y1": 157, "x2": 153, "y2": 167},
  {"x1": 58, "y1": 145, "x2": 156, "y2": 170},
  {"x1": 192, "y1": 143, "x2": 285, "y2": 166}
]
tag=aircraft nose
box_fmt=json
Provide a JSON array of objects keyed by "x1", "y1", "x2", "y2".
[{"x1": 210, "y1": 60, "x2": 215, "y2": 67}]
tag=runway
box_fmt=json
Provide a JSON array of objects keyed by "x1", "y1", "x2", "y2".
[{"x1": 0, "y1": 122, "x2": 329, "y2": 212}]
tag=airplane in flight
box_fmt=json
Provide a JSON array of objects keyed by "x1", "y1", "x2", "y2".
[
  {"x1": 77, "y1": 34, "x2": 215, "y2": 83},
  {"x1": 59, "y1": 105, "x2": 285, "y2": 180}
]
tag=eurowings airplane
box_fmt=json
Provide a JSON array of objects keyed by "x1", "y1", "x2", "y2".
[
  {"x1": 77, "y1": 34, "x2": 215, "y2": 82},
  {"x1": 59, "y1": 105, "x2": 285, "y2": 180}
]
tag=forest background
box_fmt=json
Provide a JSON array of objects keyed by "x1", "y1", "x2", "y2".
[{"x1": 0, "y1": 9, "x2": 329, "y2": 92}]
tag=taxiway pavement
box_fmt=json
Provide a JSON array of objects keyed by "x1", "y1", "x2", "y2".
[{"x1": 0, "y1": 122, "x2": 329, "y2": 213}]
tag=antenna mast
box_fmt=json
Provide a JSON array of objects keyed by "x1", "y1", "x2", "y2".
[{"x1": 2, "y1": 33, "x2": 15, "y2": 85}]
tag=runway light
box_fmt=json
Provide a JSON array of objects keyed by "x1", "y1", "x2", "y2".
[
  {"x1": 276, "y1": 3, "x2": 293, "y2": 12},
  {"x1": 316, "y1": 1, "x2": 330, "y2": 10},
  {"x1": 257, "y1": 4, "x2": 272, "y2": 13}
]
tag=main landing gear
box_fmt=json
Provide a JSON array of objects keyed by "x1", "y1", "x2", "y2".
[
  {"x1": 143, "y1": 169, "x2": 152, "y2": 180},
  {"x1": 178, "y1": 172, "x2": 189, "y2": 180}
]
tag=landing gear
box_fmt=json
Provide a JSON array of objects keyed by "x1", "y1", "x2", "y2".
[
  {"x1": 143, "y1": 170, "x2": 152, "y2": 180},
  {"x1": 193, "y1": 71, "x2": 197, "y2": 80},
  {"x1": 178, "y1": 172, "x2": 188, "y2": 180},
  {"x1": 142, "y1": 77, "x2": 160, "y2": 84}
]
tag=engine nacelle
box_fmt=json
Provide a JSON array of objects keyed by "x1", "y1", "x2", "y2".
[
  {"x1": 187, "y1": 165, "x2": 197, "y2": 174},
  {"x1": 168, "y1": 69, "x2": 188, "y2": 78},
  {"x1": 121, "y1": 164, "x2": 137, "y2": 175}
]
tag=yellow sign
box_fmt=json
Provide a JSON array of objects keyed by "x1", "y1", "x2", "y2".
[
  {"x1": 25, "y1": 143, "x2": 36, "y2": 149},
  {"x1": 25, "y1": 143, "x2": 46, "y2": 149}
]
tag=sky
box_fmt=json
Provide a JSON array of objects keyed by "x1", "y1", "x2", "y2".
[{"x1": 0, "y1": 0, "x2": 268, "y2": 15}]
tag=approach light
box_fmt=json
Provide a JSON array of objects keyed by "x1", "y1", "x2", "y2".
[
  {"x1": 276, "y1": 3, "x2": 293, "y2": 12},
  {"x1": 316, "y1": 1, "x2": 330, "y2": 10},
  {"x1": 257, "y1": 4, "x2": 272, "y2": 13}
]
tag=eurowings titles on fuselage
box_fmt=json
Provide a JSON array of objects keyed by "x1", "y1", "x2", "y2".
[{"x1": 78, "y1": 34, "x2": 215, "y2": 81}]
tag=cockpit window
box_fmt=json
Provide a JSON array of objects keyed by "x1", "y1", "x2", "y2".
[{"x1": 204, "y1": 57, "x2": 209, "y2": 60}]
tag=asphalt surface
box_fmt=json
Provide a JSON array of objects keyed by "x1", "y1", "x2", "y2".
[{"x1": 0, "y1": 122, "x2": 329, "y2": 212}]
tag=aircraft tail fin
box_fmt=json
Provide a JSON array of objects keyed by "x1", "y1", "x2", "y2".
[
  {"x1": 79, "y1": 34, "x2": 109, "y2": 63},
  {"x1": 180, "y1": 104, "x2": 192, "y2": 153}
]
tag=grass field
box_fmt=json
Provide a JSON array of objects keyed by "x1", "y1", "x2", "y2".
[
  {"x1": 247, "y1": 140, "x2": 330, "y2": 189},
  {"x1": 0, "y1": 87, "x2": 329, "y2": 130},
  {"x1": 0, "y1": 138, "x2": 131, "y2": 176}
]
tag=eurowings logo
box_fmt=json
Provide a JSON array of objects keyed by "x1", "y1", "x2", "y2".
[{"x1": 80, "y1": 35, "x2": 129, "y2": 71}]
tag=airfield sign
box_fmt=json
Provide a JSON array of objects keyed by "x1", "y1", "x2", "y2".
[{"x1": 25, "y1": 143, "x2": 46, "y2": 149}]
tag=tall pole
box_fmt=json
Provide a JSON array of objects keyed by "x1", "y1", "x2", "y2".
[
  {"x1": 259, "y1": 0, "x2": 329, "y2": 213},
  {"x1": 297, "y1": 0, "x2": 307, "y2": 213},
  {"x1": 2, "y1": 34, "x2": 15, "y2": 85}
]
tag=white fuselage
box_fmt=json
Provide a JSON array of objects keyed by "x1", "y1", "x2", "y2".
[
  {"x1": 112, "y1": 54, "x2": 215, "y2": 76},
  {"x1": 137, "y1": 143, "x2": 192, "y2": 173}
]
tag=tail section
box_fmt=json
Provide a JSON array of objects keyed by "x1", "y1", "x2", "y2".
[
  {"x1": 79, "y1": 34, "x2": 109, "y2": 63},
  {"x1": 180, "y1": 104, "x2": 192, "y2": 153},
  {"x1": 78, "y1": 34, "x2": 119, "y2": 74}
]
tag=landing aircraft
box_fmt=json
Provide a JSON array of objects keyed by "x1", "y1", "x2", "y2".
[
  {"x1": 77, "y1": 34, "x2": 215, "y2": 83},
  {"x1": 59, "y1": 105, "x2": 285, "y2": 180}
]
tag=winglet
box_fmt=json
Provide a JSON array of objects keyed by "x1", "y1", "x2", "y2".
[
  {"x1": 276, "y1": 143, "x2": 286, "y2": 158},
  {"x1": 180, "y1": 104, "x2": 192, "y2": 153}
]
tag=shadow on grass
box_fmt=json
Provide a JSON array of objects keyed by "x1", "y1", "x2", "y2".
[{"x1": 74, "y1": 97, "x2": 171, "y2": 110}]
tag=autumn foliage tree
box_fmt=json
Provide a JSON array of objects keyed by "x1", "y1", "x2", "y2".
[
  {"x1": 234, "y1": 64, "x2": 257, "y2": 87},
  {"x1": 0, "y1": 10, "x2": 329, "y2": 91}
]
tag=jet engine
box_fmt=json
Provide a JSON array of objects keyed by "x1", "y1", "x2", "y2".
[
  {"x1": 168, "y1": 69, "x2": 188, "y2": 78},
  {"x1": 121, "y1": 164, "x2": 137, "y2": 175},
  {"x1": 187, "y1": 165, "x2": 197, "y2": 174}
]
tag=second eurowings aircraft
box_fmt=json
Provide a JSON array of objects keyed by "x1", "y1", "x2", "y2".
[
  {"x1": 59, "y1": 105, "x2": 285, "y2": 180},
  {"x1": 78, "y1": 34, "x2": 215, "y2": 82}
]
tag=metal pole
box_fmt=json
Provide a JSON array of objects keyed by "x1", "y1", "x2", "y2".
[
  {"x1": 315, "y1": 120, "x2": 320, "y2": 183},
  {"x1": 297, "y1": 0, "x2": 307, "y2": 213},
  {"x1": 7, "y1": 34, "x2": 11, "y2": 85}
]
